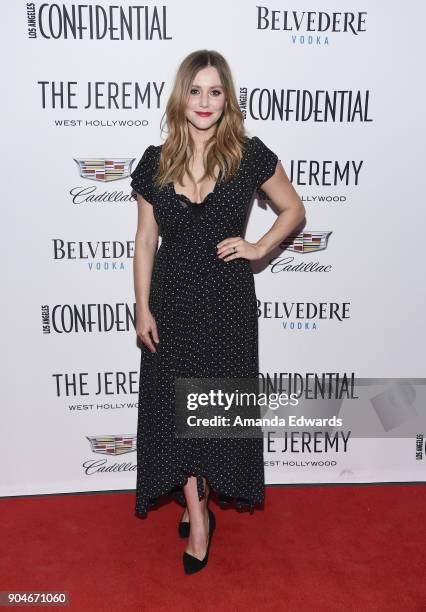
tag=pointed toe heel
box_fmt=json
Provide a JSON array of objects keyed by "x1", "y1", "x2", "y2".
[{"x1": 183, "y1": 508, "x2": 216, "y2": 575}]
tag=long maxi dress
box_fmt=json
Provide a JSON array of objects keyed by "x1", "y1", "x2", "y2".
[{"x1": 130, "y1": 135, "x2": 279, "y2": 518}]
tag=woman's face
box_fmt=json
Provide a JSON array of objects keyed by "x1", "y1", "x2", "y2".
[{"x1": 185, "y1": 66, "x2": 226, "y2": 133}]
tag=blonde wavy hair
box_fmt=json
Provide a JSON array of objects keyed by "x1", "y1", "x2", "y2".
[{"x1": 154, "y1": 49, "x2": 247, "y2": 190}]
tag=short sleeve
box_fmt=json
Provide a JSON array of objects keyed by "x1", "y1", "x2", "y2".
[
  {"x1": 130, "y1": 145, "x2": 155, "y2": 203},
  {"x1": 250, "y1": 136, "x2": 279, "y2": 196}
]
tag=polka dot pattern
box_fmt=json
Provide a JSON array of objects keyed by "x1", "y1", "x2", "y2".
[{"x1": 130, "y1": 136, "x2": 279, "y2": 517}]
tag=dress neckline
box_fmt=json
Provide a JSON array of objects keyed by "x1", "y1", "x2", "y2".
[
  {"x1": 166, "y1": 136, "x2": 250, "y2": 205},
  {"x1": 172, "y1": 176, "x2": 220, "y2": 206}
]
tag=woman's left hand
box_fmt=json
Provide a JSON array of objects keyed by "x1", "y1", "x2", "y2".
[{"x1": 216, "y1": 236, "x2": 267, "y2": 262}]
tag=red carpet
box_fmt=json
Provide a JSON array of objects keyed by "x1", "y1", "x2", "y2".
[{"x1": 1, "y1": 484, "x2": 425, "y2": 611}]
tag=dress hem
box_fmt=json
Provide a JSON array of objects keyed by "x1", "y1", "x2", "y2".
[{"x1": 134, "y1": 466, "x2": 264, "y2": 519}]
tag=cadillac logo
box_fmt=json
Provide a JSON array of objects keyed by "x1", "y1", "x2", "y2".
[
  {"x1": 86, "y1": 434, "x2": 136, "y2": 455},
  {"x1": 74, "y1": 158, "x2": 134, "y2": 182},
  {"x1": 282, "y1": 231, "x2": 332, "y2": 253}
]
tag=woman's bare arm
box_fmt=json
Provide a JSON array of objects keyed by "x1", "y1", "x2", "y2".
[
  {"x1": 217, "y1": 161, "x2": 306, "y2": 261},
  {"x1": 253, "y1": 161, "x2": 306, "y2": 256},
  {"x1": 133, "y1": 193, "x2": 160, "y2": 352}
]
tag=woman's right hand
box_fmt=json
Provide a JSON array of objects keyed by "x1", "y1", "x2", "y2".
[{"x1": 136, "y1": 308, "x2": 159, "y2": 353}]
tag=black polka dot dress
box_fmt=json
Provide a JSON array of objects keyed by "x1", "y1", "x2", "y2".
[{"x1": 130, "y1": 136, "x2": 279, "y2": 518}]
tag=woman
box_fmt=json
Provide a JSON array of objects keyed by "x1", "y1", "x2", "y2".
[{"x1": 130, "y1": 49, "x2": 305, "y2": 574}]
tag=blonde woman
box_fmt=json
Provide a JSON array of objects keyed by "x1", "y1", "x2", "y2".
[{"x1": 130, "y1": 49, "x2": 305, "y2": 574}]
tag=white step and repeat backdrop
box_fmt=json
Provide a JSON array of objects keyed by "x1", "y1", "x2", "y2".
[{"x1": 2, "y1": 1, "x2": 425, "y2": 498}]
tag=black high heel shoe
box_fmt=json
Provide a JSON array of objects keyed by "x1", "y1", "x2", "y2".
[
  {"x1": 182, "y1": 508, "x2": 216, "y2": 575},
  {"x1": 178, "y1": 510, "x2": 190, "y2": 538}
]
